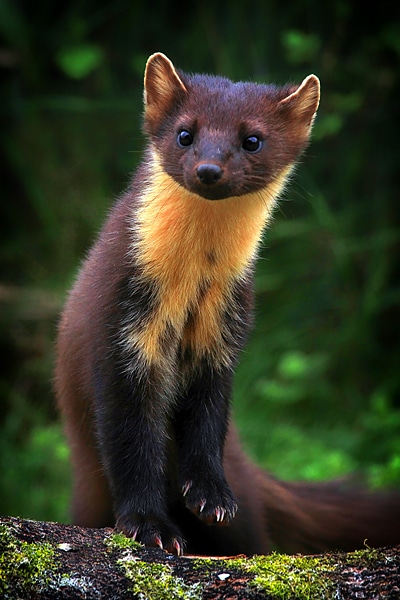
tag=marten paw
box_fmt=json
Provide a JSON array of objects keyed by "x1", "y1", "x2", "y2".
[
  {"x1": 181, "y1": 479, "x2": 238, "y2": 525},
  {"x1": 115, "y1": 514, "x2": 184, "y2": 556}
]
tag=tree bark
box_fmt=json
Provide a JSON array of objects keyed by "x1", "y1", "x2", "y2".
[{"x1": 1, "y1": 516, "x2": 399, "y2": 599}]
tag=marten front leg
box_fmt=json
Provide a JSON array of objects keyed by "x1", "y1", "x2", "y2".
[
  {"x1": 174, "y1": 362, "x2": 238, "y2": 525},
  {"x1": 93, "y1": 358, "x2": 184, "y2": 555}
]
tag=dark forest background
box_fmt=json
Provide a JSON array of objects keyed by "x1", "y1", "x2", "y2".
[{"x1": 1, "y1": 0, "x2": 399, "y2": 524}]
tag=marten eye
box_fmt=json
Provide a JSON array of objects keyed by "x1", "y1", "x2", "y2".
[
  {"x1": 242, "y1": 135, "x2": 263, "y2": 153},
  {"x1": 177, "y1": 130, "x2": 194, "y2": 148}
]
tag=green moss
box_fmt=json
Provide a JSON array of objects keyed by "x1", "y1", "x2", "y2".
[
  {"x1": 191, "y1": 557, "x2": 213, "y2": 569},
  {"x1": 104, "y1": 531, "x2": 142, "y2": 551},
  {"x1": 0, "y1": 523, "x2": 57, "y2": 598},
  {"x1": 224, "y1": 552, "x2": 335, "y2": 600},
  {"x1": 118, "y1": 555, "x2": 203, "y2": 600},
  {"x1": 106, "y1": 531, "x2": 202, "y2": 598},
  {"x1": 344, "y1": 546, "x2": 384, "y2": 565}
]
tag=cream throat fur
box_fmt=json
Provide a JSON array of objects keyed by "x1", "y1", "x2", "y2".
[
  {"x1": 125, "y1": 149, "x2": 293, "y2": 366},
  {"x1": 133, "y1": 148, "x2": 292, "y2": 282}
]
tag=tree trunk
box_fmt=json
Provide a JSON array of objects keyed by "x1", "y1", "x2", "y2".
[{"x1": 1, "y1": 516, "x2": 399, "y2": 599}]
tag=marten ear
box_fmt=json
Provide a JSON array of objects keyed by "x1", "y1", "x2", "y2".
[
  {"x1": 278, "y1": 75, "x2": 320, "y2": 130},
  {"x1": 144, "y1": 53, "x2": 187, "y2": 132}
]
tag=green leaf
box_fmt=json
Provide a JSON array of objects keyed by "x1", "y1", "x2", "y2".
[
  {"x1": 282, "y1": 30, "x2": 320, "y2": 64},
  {"x1": 56, "y1": 44, "x2": 103, "y2": 79}
]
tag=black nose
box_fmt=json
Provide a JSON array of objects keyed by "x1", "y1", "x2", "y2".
[{"x1": 196, "y1": 163, "x2": 223, "y2": 185}]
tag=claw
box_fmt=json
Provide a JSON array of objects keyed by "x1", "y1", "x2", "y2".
[
  {"x1": 182, "y1": 481, "x2": 192, "y2": 497},
  {"x1": 154, "y1": 535, "x2": 163, "y2": 550},
  {"x1": 198, "y1": 499, "x2": 206, "y2": 513},
  {"x1": 215, "y1": 507, "x2": 226, "y2": 523},
  {"x1": 130, "y1": 525, "x2": 140, "y2": 540},
  {"x1": 172, "y1": 538, "x2": 182, "y2": 556}
]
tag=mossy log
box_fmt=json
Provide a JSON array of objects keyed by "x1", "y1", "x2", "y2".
[{"x1": 1, "y1": 516, "x2": 400, "y2": 599}]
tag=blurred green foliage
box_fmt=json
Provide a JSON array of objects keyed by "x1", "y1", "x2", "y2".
[{"x1": 0, "y1": 0, "x2": 399, "y2": 523}]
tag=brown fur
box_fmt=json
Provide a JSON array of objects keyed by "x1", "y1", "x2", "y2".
[{"x1": 56, "y1": 54, "x2": 400, "y2": 555}]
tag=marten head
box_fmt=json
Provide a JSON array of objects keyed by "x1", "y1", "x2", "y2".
[{"x1": 143, "y1": 53, "x2": 320, "y2": 201}]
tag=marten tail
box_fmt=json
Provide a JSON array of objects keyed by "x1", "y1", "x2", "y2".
[{"x1": 261, "y1": 470, "x2": 400, "y2": 553}]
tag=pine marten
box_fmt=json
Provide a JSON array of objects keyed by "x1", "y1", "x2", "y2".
[{"x1": 56, "y1": 52, "x2": 400, "y2": 556}]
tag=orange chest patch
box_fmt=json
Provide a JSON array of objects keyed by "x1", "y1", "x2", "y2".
[{"x1": 127, "y1": 151, "x2": 291, "y2": 366}]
